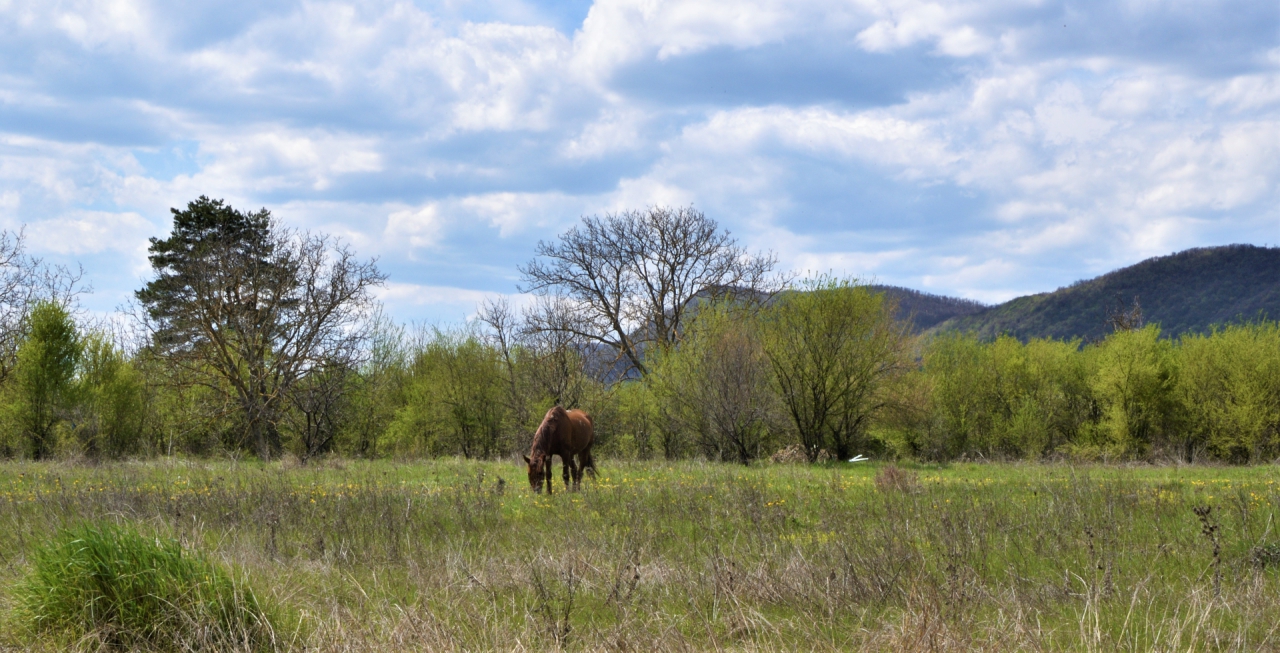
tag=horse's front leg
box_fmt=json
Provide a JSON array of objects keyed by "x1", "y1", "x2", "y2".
[
  {"x1": 545, "y1": 461, "x2": 554, "y2": 495},
  {"x1": 562, "y1": 454, "x2": 574, "y2": 491}
]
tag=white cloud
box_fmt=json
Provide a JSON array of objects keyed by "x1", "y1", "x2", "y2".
[
  {"x1": 921, "y1": 256, "x2": 1025, "y2": 303},
  {"x1": 856, "y1": 2, "x2": 994, "y2": 56},
  {"x1": 0, "y1": 190, "x2": 19, "y2": 212},
  {"x1": 457, "y1": 191, "x2": 583, "y2": 236},
  {"x1": 1034, "y1": 84, "x2": 1114, "y2": 145},
  {"x1": 560, "y1": 108, "x2": 645, "y2": 159},
  {"x1": 378, "y1": 281, "x2": 494, "y2": 306},
  {"x1": 193, "y1": 128, "x2": 383, "y2": 193},
  {"x1": 385, "y1": 204, "x2": 445, "y2": 250},
  {"x1": 789, "y1": 249, "x2": 916, "y2": 280},
  {"x1": 24, "y1": 210, "x2": 154, "y2": 256},
  {"x1": 0, "y1": 0, "x2": 1277, "y2": 321},
  {"x1": 571, "y1": 0, "x2": 866, "y2": 81},
  {"x1": 376, "y1": 282, "x2": 533, "y2": 321},
  {"x1": 46, "y1": 0, "x2": 156, "y2": 51}
]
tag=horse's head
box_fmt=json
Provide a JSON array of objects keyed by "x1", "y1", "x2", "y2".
[
  {"x1": 523, "y1": 453, "x2": 547, "y2": 493},
  {"x1": 524, "y1": 407, "x2": 566, "y2": 493}
]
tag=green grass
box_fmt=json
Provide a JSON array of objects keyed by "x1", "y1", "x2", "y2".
[
  {"x1": 12, "y1": 522, "x2": 277, "y2": 651},
  {"x1": 1, "y1": 457, "x2": 1280, "y2": 650}
]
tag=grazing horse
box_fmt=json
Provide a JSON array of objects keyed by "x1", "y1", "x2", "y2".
[{"x1": 524, "y1": 406, "x2": 595, "y2": 493}]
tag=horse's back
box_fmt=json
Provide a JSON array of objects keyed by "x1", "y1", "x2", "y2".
[{"x1": 565, "y1": 409, "x2": 593, "y2": 451}]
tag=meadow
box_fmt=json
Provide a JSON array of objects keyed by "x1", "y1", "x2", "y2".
[{"x1": 2, "y1": 458, "x2": 1280, "y2": 651}]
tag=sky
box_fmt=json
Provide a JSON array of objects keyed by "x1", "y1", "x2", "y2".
[{"x1": 1, "y1": 0, "x2": 1278, "y2": 324}]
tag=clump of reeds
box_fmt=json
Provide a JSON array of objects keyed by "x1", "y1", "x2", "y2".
[
  {"x1": 874, "y1": 463, "x2": 920, "y2": 493},
  {"x1": 14, "y1": 521, "x2": 278, "y2": 651}
]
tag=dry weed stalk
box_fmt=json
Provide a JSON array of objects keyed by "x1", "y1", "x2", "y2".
[{"x1": 874, "y1": 463, "x2": 920, "y2": 493}]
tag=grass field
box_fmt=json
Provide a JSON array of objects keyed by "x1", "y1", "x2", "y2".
[{"x1": 2, "y1": 457, "x2": 1280, "y2": 651}]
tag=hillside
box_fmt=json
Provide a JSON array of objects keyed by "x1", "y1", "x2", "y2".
[
  {"x1": 931, "y1": 244, "x2": 1280, "y2": 341},
  {"x1": 869, "y1": 285, "x2": 987, "y2": 331}
]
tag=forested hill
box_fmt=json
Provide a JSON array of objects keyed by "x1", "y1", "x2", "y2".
[
  {"x1": 868, "y1": 285, "x2": 987, "y2": 331},
  {"x1": 928, "y1": 244, "x2": 1280, "y2": 341}
]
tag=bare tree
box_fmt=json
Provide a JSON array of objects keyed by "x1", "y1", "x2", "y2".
[
  {"x1": 519, "y1": 206, "x2": 780, "y2": 376},
  {"x1": 285, "y1": 358, "x2": 354, "y2": 462},
  {"x1": 520, "y1": 296, "x2": 591, "y2": 407},
  {"x1": 477, "y1": 297, "x2": 532, "y2": 425},
  {"x1": 695, "y1": 315, "x2": 776, "y2": 464},
  {"x1": 136, "y1": 197, "x2": 385, "y2": 460},
  {"x1": 1107, "y1": 294, "x2": 1144, "y2": 333}
]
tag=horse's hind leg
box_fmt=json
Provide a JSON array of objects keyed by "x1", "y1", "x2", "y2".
[
  {"x1": 562, "y1": 454, "x2": 574, "y2": 491},
  {"x1": 580, "y1": 447, "x2": 597, "y2": 479},
  {"x1": 571, "y1": 453, "x2": 584, "y2": 489}
]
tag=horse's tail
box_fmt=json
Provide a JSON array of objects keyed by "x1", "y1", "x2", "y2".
[{"x1": 581, "y1": 411, "x2": 598, "y2": 477}]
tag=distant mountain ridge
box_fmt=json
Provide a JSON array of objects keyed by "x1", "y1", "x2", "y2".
[
  {"x1": 926, "y1": 244, "x2": 1280, "y2": 341},
  {"x1": 868, "y1": 285, "x2": 987, "y2": 331}
]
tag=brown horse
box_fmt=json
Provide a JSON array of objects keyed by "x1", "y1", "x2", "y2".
[{"x1": 524, "y1": 406, "x2": 595, "y2": 493}]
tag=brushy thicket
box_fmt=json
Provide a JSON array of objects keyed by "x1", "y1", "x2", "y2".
[
  {"x1": 889, "y1": 321, "x2": 1280, "y2": 463},
  {"x1": 0, "y1": 288, "x2": 1277, "y2": 466},
  {"x1": 13, "y1": 522, "x2": 277, "y2": 651}
]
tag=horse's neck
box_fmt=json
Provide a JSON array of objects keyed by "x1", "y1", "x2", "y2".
[{"x1": 531, "y1": 427, "x2": 553, "y2": 456}]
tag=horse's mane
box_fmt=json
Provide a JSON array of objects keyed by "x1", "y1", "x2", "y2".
[{"x1": 530, "y1": 406, "x2": 566, "y2": 458}]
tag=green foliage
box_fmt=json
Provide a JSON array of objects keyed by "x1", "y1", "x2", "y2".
[
  {"x1": 761, "y1": 277, "x2": 908, "y2": 461},
  {"x1": 281, "y1": 361, "x2": 354, "y2": 462},
  {"x1": 648, "y1": 302, "x2": 781, "y2": 464},
  {"x1": 142, "y1": 360, "x2": 241, "y2": 456},
  {"x1": 1088, "y1": 325, "x2": 1182, "y2": 456},
  {"x1": 1178, "y1": 322, "x2": 1280, "y2": 462},
  {"x1": 601, "y1": 380, "x2": 660, "y2": 459},
  {"x1": 0, "y1": 239, "x2": 1276, "y2": 467},
  {"x1": 134, "y1": 196, "x2": 385, "y2": 461},
  {"x1": 388, "y1": 328, "x2": 510, "y2": 457},
  {"x1": 8, "y1": 301, "x2": 81, "y2": 459},
  {"x1": 866, "y1": 316, "x2": 1280, "y2": 464},
  {"x1": 135, "y1": 196, "x2": 285, "y2": 459},
  {"x1": 135, "y1": 196, "x2": 276, "y2": 350},
  {"x1": 15, "y1": 522, "x2": 275, "y2": 651},
  {"x1": 328, "y1": 311, "x2": 409, "y2": 458},
  {"x1": 910, "y1": 333, "x2": 1092, "y2": 460},
  {"x1": 73, "y1": 333, "x2": 149, "y2": 459}
]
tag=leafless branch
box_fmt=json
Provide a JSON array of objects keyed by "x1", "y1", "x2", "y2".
[{"x1": 519, "y1": 206, "x2": 783, "y2": 376}]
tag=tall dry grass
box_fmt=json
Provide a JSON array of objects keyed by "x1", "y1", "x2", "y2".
[{"x1": 0, "y1": 458, "x2": 1278, "y2": 651}]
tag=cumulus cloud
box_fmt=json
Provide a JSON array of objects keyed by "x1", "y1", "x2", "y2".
[
  {"x1": 24, "y1": 210, "x2": 154, "y2": 256},
  {"x1": 385, "y1": 203, "x2": 445, "y2": 251},
  {"x1": 0, "y1": 0, "x2": 1276, "y2": 320},
  {"x1": 376, "y1": 282, "x2": 534, "y2": 322}
]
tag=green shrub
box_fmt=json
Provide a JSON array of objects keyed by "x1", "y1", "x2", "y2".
[
  {"x1": 1089, "y1": 325, "x2": 1183, "y2": 456},
  {"x1": 913, "y1": 333, "x2": 1092, "y2": 460},
  {"x1": 15, "y1": 522, "x2": 276, "y2": 651},
  {"x1": 74, "y1": 333, "x2": 149, "y2": 459},
  {"x1": 760, "y1": 277, "x2": 909, "y2": 461},
  {"x1": 8, "y1": 300, "x2": 81, "y2": 459},
  {"x1": 388, "y1": 327, "x2": 509, "y2": 458},
  {"x1": 1178, "y1": 322, "x2": 1280, "y2": 462},
  {"x1": 647, "y1": 302, "x2": 783, "y2": 464}
]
